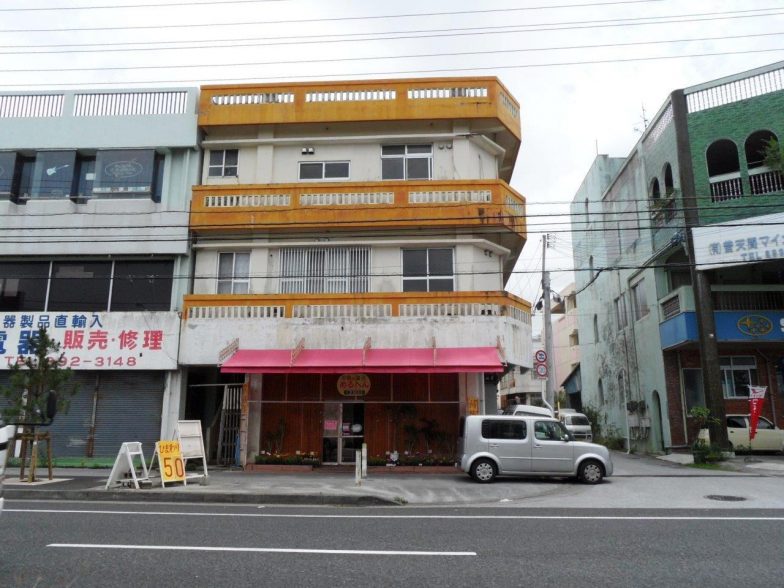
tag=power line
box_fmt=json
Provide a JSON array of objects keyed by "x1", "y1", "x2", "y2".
[
  {"x1": 3, "y1": 196, "x2": 783, "y2": 224},
  {"x1": 0, "y1": 0, "x2": 687, "y2": 33},
  {"x1": 8, "y1": 45, "x2": 784, "y2": 88},
  {"x1": 0, "y1": 256, "x2": 777, "y2": 282},
  {"x1": 4, "y1": 7, "x2": 781, "y2": 58},
  {"x1": 7, "y1": 31, "x2": 783, "y2": 74},
  {"x1": 0, "y1": 0, "x2": 287, "y2": 11}
]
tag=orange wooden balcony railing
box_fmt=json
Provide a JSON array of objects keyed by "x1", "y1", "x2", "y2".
[
  {"x1": 190, "y1": 179, "x2": 526, "y2": 239},
  {"x1": 183, "y1": 290, "x2": 531, "y2": 323},
  {"x1": 198, "y1": 77, "x2": 520, "y2": 139}
]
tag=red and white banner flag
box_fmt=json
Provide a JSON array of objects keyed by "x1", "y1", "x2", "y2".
[{"x1": 748, "y1": 385, "x2": 767, "y2": 440}]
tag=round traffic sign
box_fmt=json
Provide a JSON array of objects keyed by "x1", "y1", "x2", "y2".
[
  {"x1": 535, "y1": 363, "x2": 548, "y2": 377},
  {"x1": 534, "y1": 349, "x2": 547, "y2": 363}
]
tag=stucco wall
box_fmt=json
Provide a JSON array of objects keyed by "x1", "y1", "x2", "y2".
[{"x1": 191, "y1": 239, "x2": 504, "y2": 295}]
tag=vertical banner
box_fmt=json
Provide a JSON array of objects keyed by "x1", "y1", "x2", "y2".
[{"x1": 748, "y1": 385, "x2": 767, "y2": 440}]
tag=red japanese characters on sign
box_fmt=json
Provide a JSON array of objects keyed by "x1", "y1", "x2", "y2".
[{"x1": 0, "y1": 312, "x2": 179, "y2": 370}]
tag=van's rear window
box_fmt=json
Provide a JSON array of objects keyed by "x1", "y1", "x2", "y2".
[{"x1": 481, "y1": 420, "x2": 526, "y2": 440}]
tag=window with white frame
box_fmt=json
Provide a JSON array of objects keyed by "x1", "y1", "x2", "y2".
[
  {"x1": 402, "y1": 248, "x2": 454, "y2": 292},
  {"x1": 381, "y1": 145, "x2": 432, "y2": 180},
  {"x1": 217, "y1": 252, "x2": 250, "y2": 294},
  {"x1": 298, "y1": 161, "x2": 350, "y2": 181},
  {"x1": 614, "y1": 294, "x2": 628, "y2": 329},
  {"x1": 279, "y1": 247, "x2": 369, "y2": 294},
  {"x1": 720, "y1": 356, "x2": 758, "y2": 398},
  {"x1": 208, "y1": 149, "x2": 238, "y2": 177},
  {"x1": 631, "y1": 279, "x2": 649, "y2": 320}
]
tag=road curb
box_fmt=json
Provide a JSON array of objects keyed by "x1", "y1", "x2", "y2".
[{"x1": 4, "y1": 488, "x2": 399, "y2": 506}]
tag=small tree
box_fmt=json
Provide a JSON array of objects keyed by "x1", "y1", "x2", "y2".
[
  {"x1": 0, "y1": 328, "x2": 77, "y2": 431},
  {"x1": 763, "y1": 138, "x2": 784, "y2": 172}
]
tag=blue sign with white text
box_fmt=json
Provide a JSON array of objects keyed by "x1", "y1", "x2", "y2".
[{"x1": 660, "y1": 311, "x2": 784, "y2": 349}]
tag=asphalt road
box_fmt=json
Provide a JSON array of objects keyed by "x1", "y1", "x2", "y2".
[{"x1": 2, "y1": 502, "x2": 783, "y2": 587}]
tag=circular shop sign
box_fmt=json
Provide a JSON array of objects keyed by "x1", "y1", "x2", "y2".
[{"x1": 337, "y1": 373, "x2": 371, "y2": 397}]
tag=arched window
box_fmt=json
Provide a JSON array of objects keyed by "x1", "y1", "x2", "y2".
[
  {"x1": 598, "y1": 378, "x2": 604, "y2": 405},
  {"x1": 706, "y1": 139, "x2": 742, "y2": 201},
  {"x1": 745, "y1": 130, "x2": 782, "y2": 195},
  {"x1": 745, "y1": 130, "x2": 777, "y2": 169},
  {"x1": 663, "y1": 163, "x2": 674, "y2": 196},
  {"x1": 593, "y1": 314, "x2": 599, "y2": 342},
  {"x1": 649, "y1": 177, "x2": 661, "y2": 200},
  {"x1": 706, "y1": 139, "x2": 740, "y2": 177}
]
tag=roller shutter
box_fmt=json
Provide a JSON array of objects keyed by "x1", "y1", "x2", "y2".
[
  {"x1": 91, "y1": 371, "x2": 164, "y2": 458},
  {"x1": 0, "y1": 371, "x2": 164, "y2": 458}
]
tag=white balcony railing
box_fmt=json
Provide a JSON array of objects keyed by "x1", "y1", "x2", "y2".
[
  {"x1": 709, "y1": 174, "x2": 744, "y2": 202},
  {"x1": 749, "y1": 168, "x2": 784, "y2": 195}
]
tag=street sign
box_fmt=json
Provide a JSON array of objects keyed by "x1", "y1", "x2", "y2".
[
  {"x1": 534, "y1": 349, "x2": 547, "y2": 363},
  {"x1": 534, "y1": 363, "x2": 548, "y2": 379},
  {"x1": 175, "y1": 420, "x2": 209, "y2": 484},
  {"x1": 105, "y1": 442, "x2": 149, "y2": 490},
  {"x1": 156, "y1": 441, "x2": 185, "y2": 485}
]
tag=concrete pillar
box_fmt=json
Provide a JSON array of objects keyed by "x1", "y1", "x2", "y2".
[
  {"x1": 160, "y1": 369, "x2": 186, "y2": 439},
  {"x1": 246, "y1": 374, "x2": 263, "y2": 463}
]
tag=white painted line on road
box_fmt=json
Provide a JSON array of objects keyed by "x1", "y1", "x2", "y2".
[
  {"x1": 10, "y1": 509, "x2": 784, "y2": 521},
  {"x1": 47, "y1": 543, "x2": 476, "y2": 557}
]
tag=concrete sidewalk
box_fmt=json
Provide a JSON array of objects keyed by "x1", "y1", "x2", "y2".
[{"x1": 4, "y1": 451, "x2": 783, "y2": 507}]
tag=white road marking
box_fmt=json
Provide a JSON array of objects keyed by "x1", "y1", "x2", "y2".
[
  {"x1": 8, "y1": 509, "x2": 784, "y2": 521},
  {"x1": 48, "y1": 543, "x2": 476, "y2": 556}
]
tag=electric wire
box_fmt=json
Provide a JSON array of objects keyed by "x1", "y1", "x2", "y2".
[
  {"x1": 9, "y1": 46, "x2": 784, "y2": 88},
  {"x1": 8, "y1": 31, "x2": 784, "y2": 74},
  {"x1": 1, "y1": 2, "x2": 734, "y2": 34}
]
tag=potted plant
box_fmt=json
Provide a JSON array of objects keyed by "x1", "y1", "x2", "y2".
[{"x1": 688, "y1": 407, "x2": 721, "y2": 464}]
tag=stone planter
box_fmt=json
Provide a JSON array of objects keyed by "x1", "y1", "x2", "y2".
[{"x1": 245, "y1": 464, "x2": 315, "y2": 473}]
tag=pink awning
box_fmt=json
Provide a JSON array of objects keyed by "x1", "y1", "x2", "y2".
[{"x1": 220, "y1": 346, "x2": 503, "y2": 374}]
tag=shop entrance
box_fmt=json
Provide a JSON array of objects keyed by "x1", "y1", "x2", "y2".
[{"x1": 322, "y1": 402, "x2": 364, "y2": 464}]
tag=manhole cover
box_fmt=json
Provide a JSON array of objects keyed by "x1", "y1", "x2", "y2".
[{"x1": 705, "y1": 495, "x2": 747, "y2": 502}]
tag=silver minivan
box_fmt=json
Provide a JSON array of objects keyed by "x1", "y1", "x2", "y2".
[
  {"x1": 558, "y1": 410, "x2": 593, "y2": 442},
  {"x1": 459, "y1": 415, "x2": 613, "y2": 484}
]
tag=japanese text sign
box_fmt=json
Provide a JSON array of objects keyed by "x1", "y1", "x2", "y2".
[{"x1": 0, "y1": 311, "x2": 179, "y2": 370}]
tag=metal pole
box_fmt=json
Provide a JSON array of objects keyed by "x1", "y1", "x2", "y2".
[
  {"x1": 671, "y1": 90, "x2": 729, "y2": 450},
  {"x1": 542, "y1": 235, "x2": 555, "y2": 410}
]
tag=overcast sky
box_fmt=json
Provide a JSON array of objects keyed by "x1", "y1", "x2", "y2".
[{"x1": 5, "y1": 0, "x2": 784, "y2": 310}]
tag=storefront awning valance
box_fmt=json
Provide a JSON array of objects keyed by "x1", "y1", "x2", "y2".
[{"x1": 220, "y1": 346, "x2": 504, "y2": 374}]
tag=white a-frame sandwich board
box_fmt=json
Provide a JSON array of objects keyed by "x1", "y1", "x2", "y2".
[
  {"x1": 175, "y1": 420, "x2": 208, "y2": 483},
  {"x1": 105, "y1": 442, "x2": 149, "y2": 490}
]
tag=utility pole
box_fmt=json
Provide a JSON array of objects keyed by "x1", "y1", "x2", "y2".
[
  {"x1": 671, "y1": 90, "x2": 729, "y2": 449},
  {"x1": 542, "y1": 234, "x2": 556, "y2": 411}
]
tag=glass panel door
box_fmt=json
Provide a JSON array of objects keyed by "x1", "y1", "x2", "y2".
[
  {"x1": 322, "y1": 403, "x2": 340, "y2": 464},
  {"x1": 340, "y1": 403, "x2": 365, "y2": 464},
  {"x1": 322, "y1": 403, "x2": 364, "y2": 464}
]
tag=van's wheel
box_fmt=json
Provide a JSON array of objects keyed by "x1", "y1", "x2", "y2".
[
  {"x1": 577, "y1": 460, "x2": 604, "y2": 484},
  {"x1": 471, "y1": 458, "x2": 497, "y2": 483}
]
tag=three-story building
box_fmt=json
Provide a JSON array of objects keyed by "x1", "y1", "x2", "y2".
[
  {"x1": 178, "y1": 78, "x2": 531, "y2": 465},
  {"x1": 572, "y1": 61, "x2": 784, "y2": 452},
  {"x1": 0, "y1": 89, "x2": 199, "y2": 456}
]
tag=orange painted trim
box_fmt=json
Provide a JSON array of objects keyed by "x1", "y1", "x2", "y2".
[
  {"x1": 183, "y1": 290, "x2": 532, "y2": 319},
  {"x1": 189, "y1": 179, "x2": 526, "y2": 238},
  {"x1": 198, "y1": 77, "x2": 520, "y2": 140}
]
